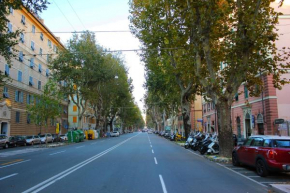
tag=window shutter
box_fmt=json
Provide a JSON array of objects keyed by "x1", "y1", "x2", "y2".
[
  {"x1": 27, "y1": 94, "x2": 30, "y2": 104},
  {"x1": 20, "y1": 92, "x2": 23, "y2": 103},
  {"x1": 31, "y1": 95, "x2": 34, "y2": 103},
  {"x1": 15, "y1": 90, "x2": 18, "y2": 102}
]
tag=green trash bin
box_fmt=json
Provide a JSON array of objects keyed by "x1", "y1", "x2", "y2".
[
  {"x1": 76, "y1": 130, "x2": 84, "y2": 142},
  {"x1": 67, "y1": 130, "x2": 79, "y2": 143}
]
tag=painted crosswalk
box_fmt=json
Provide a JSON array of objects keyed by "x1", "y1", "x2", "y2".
[{"x1": 0, "y1": 148, "x2": 46, "y2": 157}]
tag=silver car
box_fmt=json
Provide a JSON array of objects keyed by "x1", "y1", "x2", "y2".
[
  {"x1": 0, "y1": 134, "x2": 9, "y2": 149},
  {"x1": 110, "y1": 131, "x2": 120, "y2": 137},
  {"x1": 39, "y1": 133, "x2": 53, "y2": 143},
  {"x1": 25, "y1": 135, "x2": 41, "y2": 145}
]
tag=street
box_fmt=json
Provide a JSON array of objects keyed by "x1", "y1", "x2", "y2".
[{"x1": 0, "y1": 133, "x2": 286, "y2": 193}]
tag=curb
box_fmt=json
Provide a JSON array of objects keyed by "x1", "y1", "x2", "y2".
[{"x1": 269, "y1": 184, "x2": 290, "y2": 193}]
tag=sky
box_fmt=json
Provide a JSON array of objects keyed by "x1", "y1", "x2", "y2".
[{"x1": 40, "y1": 0, "x2": 146, "y2": 116}]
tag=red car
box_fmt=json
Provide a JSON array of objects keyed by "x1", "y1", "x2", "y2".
[{"x1": 232, "y1": 135, "x2": 290, "y2": 177}]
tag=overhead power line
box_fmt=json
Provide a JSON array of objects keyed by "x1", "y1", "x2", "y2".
[
  {"x1": 52, "y1": 0, "x2": 76, "y2": 32},
  {"x1": 23, "y1": 30, "x2": 131, "y2": 34},
  {"x1": 66, "y1": 0, "x2": 87, "y2": 30}
]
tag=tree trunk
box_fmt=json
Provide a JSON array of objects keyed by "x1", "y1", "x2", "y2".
[
  {"x1": 181, "y1": 95, "x2": 191, "y2": 139},
  {"x1": 216, "y1": 100, "x2": 233, "y2": 158}
]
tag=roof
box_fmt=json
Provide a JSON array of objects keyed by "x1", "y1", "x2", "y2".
[{"x1": 250, "y1": 135, "x2": 290, "y2": 140}]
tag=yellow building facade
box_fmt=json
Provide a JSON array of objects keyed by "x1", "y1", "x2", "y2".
[{"x1": 0, "y1": 7, "x2": 68, "y2": 136}]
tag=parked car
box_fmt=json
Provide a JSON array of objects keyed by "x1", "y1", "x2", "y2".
[
  {"x1": 0, "y1": 134, "x2": 9, "y2": 149},
  {"x1": 60, "y1": 134, "x2": 68, "y2": 141},
  {"x1": 52, "y1": 134, "x2": 62, "y2": 142},
  {"x1": 148, "y1": 130, "x2": 153, "y2": 134},
  {"x1": 14, "y1": 136, "x2": 27, "y2": 146},
  {"x1": 110, "y1": 131, "x2": 120, "y2": 137},
  {"x1": 26, "y1": 135, "x2": 41, "y2": 145},
  {"x1": 232, "y1": 135, "x2": 290, "y2": 177},
  {"x1": 8, "y1": 136, "x2": 17, "y2": 147},
  {"x1": 39, "y1": 133, "x2": 53, "y2": 143}
]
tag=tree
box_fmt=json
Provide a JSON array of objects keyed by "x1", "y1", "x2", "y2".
[
  {"x1": 50, "y1": 31, "x2": 108, "y2": 129},
  {"x1": 26, "y1": 80, "x2": 63, "y2": 135},
  {"x1": 0, "y1": 0, "x2": 49, "y2": 85},
  {"x1": 129, "y1": 0, "x2": 201, "y2": 138}
]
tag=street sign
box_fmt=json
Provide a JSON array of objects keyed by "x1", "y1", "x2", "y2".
[{"x1": 274, "y1": 119, "x2": 285, "y2": 125}]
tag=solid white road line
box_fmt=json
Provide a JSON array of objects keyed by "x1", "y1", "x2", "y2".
[
  {"x1": 216, "y1": 163, "x2": 267, "y2": 188},
  {"x1": 22, "y1": 134, "x2": 140, "y2": 193},
  {"x1": 0, "y1": 173, "x2": 18, "y2": 181},
  {"x1": 50, "y1": 151, "x2": 66, "y2": 156},
  {"x1": 154, "y1": 157, "x2": 158, "y2": 165},
  {"x1": 76, "y1": 146, "x2": 85, "y2": 149},
  {"x1": 0, "y1": 160, "x2": 31, "y2": 169},
  {"x1": 152, "y1": 150, "x2": 154, "y2": 154},
  {"x1": 159, "y1": 175, "x2": 168, "y2": 193}
]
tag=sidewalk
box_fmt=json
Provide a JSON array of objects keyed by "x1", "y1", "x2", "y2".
[{"x1": 270, "y1": 184, "x2": 290, "y2": 193}]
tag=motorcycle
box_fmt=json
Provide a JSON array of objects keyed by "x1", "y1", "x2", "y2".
[
  {"x1": 207, "y1": 135, "x2": 219, "y2": 154},
  {"x1": 184, "y1": 135, "x2": 194, "y2": 149}
]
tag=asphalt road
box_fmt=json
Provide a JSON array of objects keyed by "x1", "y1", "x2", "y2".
[{"x1": 0, "y1": 133, "x2": 275, "y2": 193}]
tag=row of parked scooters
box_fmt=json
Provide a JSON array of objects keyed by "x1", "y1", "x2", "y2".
[{"x1": 184, "y1": 132, "x2": 219, "y2": 155}]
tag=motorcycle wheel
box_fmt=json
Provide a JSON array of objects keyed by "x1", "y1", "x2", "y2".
[
  {"x1": 184, "y1": 144, "x2": 189, "y2": 149},
  {"x1": 200, "y1": 148, "x2": 207, "y2": 155}
]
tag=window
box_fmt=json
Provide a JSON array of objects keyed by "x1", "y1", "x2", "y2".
[
  {"x1": 19, "y1": 51, "x2": 23, "y2": 62},
  {"x1": 27, "y1": 94, "x2": 33, "y2": 104},
  {"x1": 18, "y1": 71, "x2": 22, "y2": 82},
  {"x1": 21, "y1": 15, "x2": 26, "y2": 25},
  {"x1": 235, "y1": 93, "x2": 239, "y2": 101},
  {"x1": 48, "y1": 39, "x2": 52, "y2": 48},
  {"x1": 16, "y1": 111, "x2": 20, "y2": 123},
  {"x1": 39, "y1": 48, "x2": 42, "y2": 56},
  {"x1": 15, "y1": 90, "x2": 23, "y2": 102},
  {"x1": 47, "y1": 54, "x2": 51, "y2": 62},
  {"x1": 9, "y1": 7, "x2": 13, "y2": 15},
  {"x1": 20, "y1": 33, "x2": 25, "y2": 43},
  {"x1": 3, "y1": 86, "x2": 9, "y2": 98},
  {"x1": 38, "y1": 81, "x2": 41, "y2": 90},
  {"x1": 53, "y1": 45, "x2": 57, "y2": 52},
  {"x1": 51, "y1": 118, "x2": 55, "y2": 126},
  {"x1": 244, "y1": 138, "x2": 253, "y2": 146},
  {"x1": 5, "y1": 64, "x2": 10, "y2": 76},
  {"x1": 73, "y1": 116, "x2": 77, "y2": 123},
  {"x1": 38, "y1": 64, "x2": 42, "y2": 73},
  {"x1": 27, "y1": 114, "x2": 31, "y2": 124},
  {"x1": 30, "y1": 41, "x2": 34, "y2": 51},
  {"x1": 274, "y1": 140, "x2": 290, "y2": 148},
  {"x1": 46, "y1": 69, "x2": 50, "y2": 77},
  {"x1": 30, "y1": 58, "x2": 34, "y2": 68},
  {"x1": 252, "y1": 138, "x2": 264, "y2": 147},
  {"x1": 29, "y1": 76, "x2": 33, "y2": 86},
  {"x1": 244, "y1": 85, "x2": 248, "y2": 99},
  {"x1": 7, "y1": 22, "x2": 12, "y2": 33},
  {"x1": 40, "y1": 32, "x2": 43, "y2": 41},
  {"x1": 207, "y1": 103, "x2": 211, "y2": 111},
  {"x1": 31, "y1": 41, "x2": 35, "y2": 51},
  {"x1": 32, "y1": 25, "x2": 35, "y2": 33},
  {"x1": 263, "y1": 139, "x2": 272, "y2": 147},
  {"x1": 73, "y1": 105, "x2": 77, "y2": 112}
]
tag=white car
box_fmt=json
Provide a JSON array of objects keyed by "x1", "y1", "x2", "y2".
[
  {"x1": 110, "y1": 131, "x2": 120, "y2": 137},
  {"x1": 39, "y1": 133, "x2": 53, "y2": 143},
  {"x1": 60, "y1": 134, "x2": 68, "y2": 141},
  {"x1": 148, "y1": 130, "x2": 153, "y2": 134}
]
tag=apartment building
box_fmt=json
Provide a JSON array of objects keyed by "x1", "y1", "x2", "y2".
[{"x1": 0, "y1": 7, "x2": 68, "y2": 136}]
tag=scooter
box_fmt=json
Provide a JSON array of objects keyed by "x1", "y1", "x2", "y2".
[
  {"x1": 207, "y1": 135, "x2": 219, "y2": 154},
  {"x1": 184, "y1": 135, "x2": 194, "y2": 149}
]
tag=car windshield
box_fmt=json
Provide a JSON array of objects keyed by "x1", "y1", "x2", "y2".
[
  {"x1": 26, "y1": 136, "x2": 33, "y2": 139},
  {"x1": 39, "y1": 135, "x2": 45, "y2": 137},
  {"x1": 274, "y1": 140, "x2": 290, "y2": 148}
]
